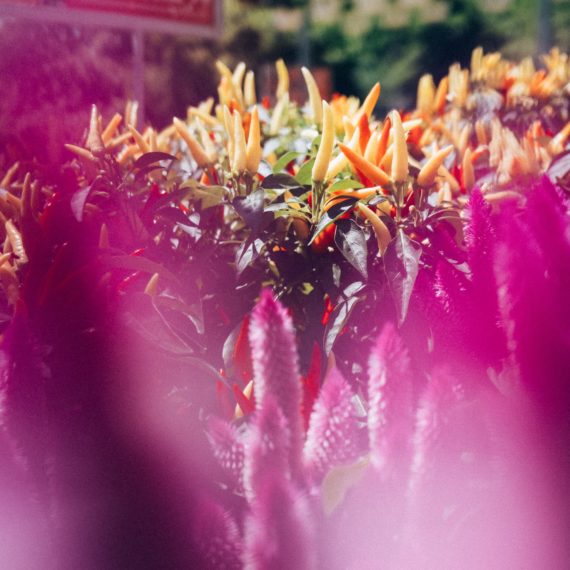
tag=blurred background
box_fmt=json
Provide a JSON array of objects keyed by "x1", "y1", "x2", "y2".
[{"x1": 0, "y1": 0, "x2": 568, "y2": 167}]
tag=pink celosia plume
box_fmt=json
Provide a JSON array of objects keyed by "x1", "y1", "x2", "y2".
[
  {"x1": 367, "y1": 322, "x2": 414, "y2": 472},
  {"x1": 243, "y1": 395, "x2": 291, "y2": 502},
  {"x1": 248, "y1": 289, "x2": 303, "y2": 473},
  {"x1": 243, "y1": 476, "x2": 315, "y2": 570},
  {"x1": 303, "y1": 366, "x2": 365, "y2": 482},
  {"x1": 207, "y1": 416, "x2": 245, "y2": 494},
  {"x1": 192, "y1": 496, "x2": 243, "y2": 569}
]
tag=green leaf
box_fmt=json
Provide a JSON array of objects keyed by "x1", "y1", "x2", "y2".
[
  {"x1": 183, "y1": 183, "x2": 226, "y2": 209},
  {"x1": 384, "y1": 230, "x2": 422, "y2": 325},
  {"x1": 272, "y1": 151, "x2": 302, "y2": 174},
  {"x1": 296, "y1": 159, "x2": 315, "y2": 185},
  {"x1": 310, "y1": 134, "x2": 322, "y2": 153},
  {"x1": 334, "y1": 218, "x2": 368, "y2": 278},
  {"x1": 328, "y1": 178, "x2": 365, "y2": 192}
]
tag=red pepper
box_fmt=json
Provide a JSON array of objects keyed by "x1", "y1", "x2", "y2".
[
  {"x1": 321, "y1": 295, "x2": 334, "y2": 325},
  {"x1": 232, "y1": 315, "x2": 253, "y2": 384},
  {"x1": 232, "y1": 383, "x2": 255, "y2": 416},
  {"x1": 301, "y1": 342, "x2": 322, "y2": 430},
  {"x1": 311, "y1": 223, "x2": 336, "y2": 253},
  {"x1": 216, "y1": 380, "x2": 234, "y2": 420},
  {"x1": 308, "y1": 191, "x2": 351, "y2": 253}
]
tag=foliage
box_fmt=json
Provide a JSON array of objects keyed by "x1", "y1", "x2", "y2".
[{"x1": 0, "y1": 48, "x2": 569, "y2": 567}]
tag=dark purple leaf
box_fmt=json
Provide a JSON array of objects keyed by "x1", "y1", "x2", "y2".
[
  {"x1": 131, "y1": 152, "x2": 176, "y2": 172},
  {"x1": 384, "y1": 230, "x2": 422, "y2": 325},
  {"x1": 324, "y1": 281, "x2": 365, "y2": 354},
  {"x1": 236, "y1": 237, "x2": 265, "y2": 275},
  {"x1": 334, "y1": 218, "x2": 368, "y2": 278},
  {"x1": 70, "y1": 185, "x2": 92, "y2": 222}
]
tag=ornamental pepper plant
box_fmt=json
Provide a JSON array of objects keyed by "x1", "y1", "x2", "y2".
[{"x1": 0, "y1": 48, "x2": 569, "y2": 568}]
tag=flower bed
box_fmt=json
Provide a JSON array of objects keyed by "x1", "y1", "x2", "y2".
[{"x1": 0, "y1": 48, "x2": 569, "y2": 568}]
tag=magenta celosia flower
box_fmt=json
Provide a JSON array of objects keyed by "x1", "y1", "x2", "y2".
[
  {"x1": 407, "y1": 368, "x2": 450, "y2": 502},
  {"x1": 494, "y1": 178, "x2": 570, "y2": 424},
  {"x1": 303, "y1": 367, "x2": 364, "y2": 482},
  {"x1": 192, "y1": 496, "x2": 243, "y2": 569},
  {"x1": 368, "y1": 322, "x2": 414, "y2": 472},
  {"x1": 248, "y1": 289, "x2": 303, "y2": 473},
  {"x1": 207, "y1": 417, "x2": 245, "y2": 493},
  {"x1": 464, "y1": 188, "x2": 506, "y2": 364},
  {"x1": 243, "y1": 395, "x2": 291, "y2": 502},
  {"x1": 465, "y1": 188, "x2": 495, "y2": 284},
  {"x1": 243, "y1": 476, "x2": 315, "y2": 570}
]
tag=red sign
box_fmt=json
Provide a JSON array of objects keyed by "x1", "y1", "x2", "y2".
[
  {"x1": 0, "y1": 0, "x2": 221, "y2": 37},
  {"x1": 65, "y1": 0, "x2": 215, "y2": 27}
]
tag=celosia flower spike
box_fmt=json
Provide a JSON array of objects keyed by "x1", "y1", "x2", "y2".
[
  {"x1": 193, "y1": 496, "x2": 243, "y2": 570},
  {"x1": 249, "y1": 289, "x2": 303, "y2": 472},
  {"x1": 368, "y1": 322, "x2": 414, "y2": 472},
  {"x1": 243, "y1": 477, "x2": 315, "y2": 570},
  {"x1": 243, "y1": 395, "x2": 291, "y2": 502},
  {"x1": 303, "y1": 367, "x2": 364, "y2": 482},
  {"x1": 207, "y1": 417, "x2": 245, "y2": 493}
]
